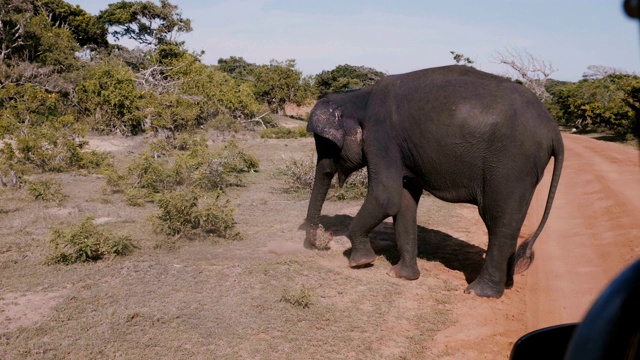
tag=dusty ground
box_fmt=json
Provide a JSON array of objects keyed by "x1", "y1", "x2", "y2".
[{"x1": 1, "y1": 122, "x2": 639, "y2": 359}]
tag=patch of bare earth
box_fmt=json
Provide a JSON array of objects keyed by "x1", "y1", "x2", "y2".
[{"x1": 1, "y1": 128, "x2": 638, "y2": 359}]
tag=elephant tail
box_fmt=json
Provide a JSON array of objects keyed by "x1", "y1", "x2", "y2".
[{"x1": 514, "y1": 135, "x2": 565, "y2": 274}]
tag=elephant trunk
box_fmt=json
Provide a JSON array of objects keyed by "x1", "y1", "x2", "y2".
[{"x1": 304, "y1": 157, "x2": 335, "y2": 249}]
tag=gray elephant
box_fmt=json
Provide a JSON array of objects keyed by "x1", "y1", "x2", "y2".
[{"x1": 303, "y1": 65, "x2": 564, "y2": 298}]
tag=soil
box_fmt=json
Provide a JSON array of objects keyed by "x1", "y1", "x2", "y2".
[{"x1": 1, "y1": 122, "x2": 639, "y2": 359}]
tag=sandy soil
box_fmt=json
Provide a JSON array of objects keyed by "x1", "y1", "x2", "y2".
[{"x1": 0, "y1": 128, "x2": 638, "y2": 359}]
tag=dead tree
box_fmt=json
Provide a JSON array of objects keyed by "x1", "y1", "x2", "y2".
[{"x1": 492, "y1": 46, "x2": 557, "y2": 101}]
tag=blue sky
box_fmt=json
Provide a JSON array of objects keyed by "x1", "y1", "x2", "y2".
[{"x1": 69, "y1": 0, "x2": 640, "y2": 81}]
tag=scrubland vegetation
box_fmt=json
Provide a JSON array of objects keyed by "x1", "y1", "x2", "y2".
[{"x1": 1, "y1": 0, "x2": 638, "y2": 263}]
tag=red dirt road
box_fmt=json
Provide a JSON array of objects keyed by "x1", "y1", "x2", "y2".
[
  {"x1": 429, "y1": 133, "x2": 640, "y2": 358},
  {"x1": 523, "y1": 134, "x2": 640, "y2": 329}
]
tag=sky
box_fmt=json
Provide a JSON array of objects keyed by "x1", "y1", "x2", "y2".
[{"x1": 69, "y1": 0, "x2": 640, "y2": 82}]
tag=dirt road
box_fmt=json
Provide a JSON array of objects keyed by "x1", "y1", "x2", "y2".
[
  {"x1": 428, "y1": 133, "x2": 640, "y2": 358},
  {"x1": 1, "y1": 131, "x2": 638, "y2": 359}
]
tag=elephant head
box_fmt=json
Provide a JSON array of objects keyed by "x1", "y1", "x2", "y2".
[{"x1": 303, "y1": 89, "x2": 370, "y2": 248}]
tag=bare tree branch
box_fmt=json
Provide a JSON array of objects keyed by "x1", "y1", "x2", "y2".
[
  {"x1": 582, "y1": 65, "x2": 629, "y2": 79},
  {"x1": 492, "y1": 46, "x2": 557, "y2": 101}
]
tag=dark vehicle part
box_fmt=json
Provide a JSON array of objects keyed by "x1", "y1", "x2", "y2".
[{"x1": 510, "y1": 258, "x2": 640, "y2": 359}]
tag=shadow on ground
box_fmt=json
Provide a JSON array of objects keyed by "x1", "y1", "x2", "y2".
[{"x1": 319, "y1": 214, "x2": 486, "y2": 284}]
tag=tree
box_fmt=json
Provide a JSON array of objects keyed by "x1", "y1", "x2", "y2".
[
  {"x1": 1, "y1": 0, "x2": 107, "y2": 64},
  {"x1": 493, "y1": 46, "x2": 556, "y2": 101},
  {"x1": 39, "y1": 0, "x2": 108, "y2": 48},
  {"x1": 252, "y1": 59, "x2": 311, "y2": 113},
  {"x1": 217, "y1": 56, "x2": 256, "y2": 80},
  {"x1": 546, "y1": 73, "x2": 639, "y2": 137},
  {"x1": 0, "y1": 0, "x2": 33, "y2": 63},
  {"x1": 98, "y1": 0, "x2": 192, "y2": 49},
  {"x1": 314, "y1": 64, "x2": 385, "y2": 95}
]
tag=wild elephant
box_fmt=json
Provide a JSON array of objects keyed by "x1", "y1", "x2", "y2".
[{"x1": 303, "y1": 65, "x2": 564, "y2": 298}]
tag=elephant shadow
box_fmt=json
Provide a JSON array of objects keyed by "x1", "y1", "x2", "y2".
[{"x1": 319, "y1": 214, "x2": 486, "y2": 284}]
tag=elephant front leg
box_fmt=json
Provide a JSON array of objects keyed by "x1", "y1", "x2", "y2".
[
  {"x1": 347, "y1": 179, "x2": 404, "y2": 268},
  {"x1": 387, "y1": 177, "x2": 422, "y2": 280}
]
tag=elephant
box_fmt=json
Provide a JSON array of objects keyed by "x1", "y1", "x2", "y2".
[{"x1": 302, "y1": 65, "x2": 564, "y2": 298}]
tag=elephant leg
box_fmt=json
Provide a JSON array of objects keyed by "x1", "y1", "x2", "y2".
[
  {"x1": 387, "y1": 177, "x2": 422, "y2": 280},
  {"x1": 347, "y1": 168, "x2": 403, "y2": 267},
  {"x1": 465, "y1": 184, "x2": 535, "y2": 298}
]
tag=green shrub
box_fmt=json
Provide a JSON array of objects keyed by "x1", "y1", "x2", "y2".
[
  {"x1": 126, "y1": 153, "x2": 177, "y2": 194},
  {"x1": 27, "y1": 178, "x2": 66, "y2": 203},
  {"x1": 46, "y1": 216, "x2": 135, "y2": 264},
  {"x1": 76, "y1": 59, "x2": 144, "y2": 135},
  {"x1": 124, "y1": 188, "x2": 148, "y2": 207},
  {"x1": 217, "y1": 140, "x2": 259, "y2": 174},
  {"x1": 118, "y1": 140, "x2": 259, "y2": 200},
  {"x1": 154, "y1": 190, "x2": 237, "y2": 240},
  {"x1": 260, "y1": 126, "x2": 310, "y2": 139},
  {"x1": 330, "y1": 168, "x2": 368, "y2": 200}
]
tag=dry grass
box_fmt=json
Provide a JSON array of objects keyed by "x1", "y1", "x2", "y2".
[{"x1": 0, "y1": 131, "x2": 465, "y2": 359}]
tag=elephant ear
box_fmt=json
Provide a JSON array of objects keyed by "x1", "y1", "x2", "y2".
[{"x1": 307, "y1": 98, "x2": 346, "y2": 148}]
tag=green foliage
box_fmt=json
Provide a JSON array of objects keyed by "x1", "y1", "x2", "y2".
[
  {"x1": 114, "y1": 139, "x2": 259, "y2": 202},
  {"x1": 46, "y1": 216, "x2": 134, "y2": 264},
  {"x1": 0, "y1": 83, "x2": 65, "y2": 136},
  {"x1": 27, "y1": 178, "x2": 66, "y2": 203},
  {"x1": 314, "y1": 64, "x2": 386, "y2": 95},
  {"x1": 217, "y1": 140, "x2": 259, "y2": 174},
  {"x1": 154, "y1": 190, "x2": 237, "y2": 239},
  {"x1": 1, "y1": 0, "x2": 104, "y2": 67},
  {"x1": 260, "y1": 126, "x2": 310, "y2": 139},
  {"x1": 0, "y1": 83, "x2": 109, "y2": 173},
  {"x1": 331, "y1": 168, "x2": 368, "y2": 200},
  {"x1": 25, "y1": 14, "x2": 79, "y2": 69},
  {"x1": 547, "y1": 73, "x2": 639, "y2": 137},
  {"x1": 40, "y1": 0, "x2": 109, "y2": 48},
  {"x1": 98, "y1": 0, "x2": 192, "y2": 48},
  {"x1": 143, "y1": 91, "x2": 200, "y2": 133},
  {"x1": 167, "y1": 56, "x2": 260, "y2": 121},
  {"x1": 252, "y1": 59, "x2": 314, "y2": 113},
  {"x1": 76, "y1": 58, "x2": 144, "y2": 135},
  {"x1": 217, "y1": 56, "x2": 255, "y2": 80}
]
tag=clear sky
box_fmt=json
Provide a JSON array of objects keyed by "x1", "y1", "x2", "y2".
[{"x1": 69, "y1": 0, "x2": 640, "y2": 81}]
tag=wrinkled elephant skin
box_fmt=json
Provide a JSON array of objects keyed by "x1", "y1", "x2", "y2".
[{"x1": 303, "y1": 65, "x2": 564, "y2": 298}]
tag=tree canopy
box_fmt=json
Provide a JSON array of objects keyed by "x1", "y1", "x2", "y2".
[{"x1": 314, "y1": 64, "x2": 386, "y2": 95}]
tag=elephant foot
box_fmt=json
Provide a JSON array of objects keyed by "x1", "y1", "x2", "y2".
[
  {"x1": 387, "y1": 263, "x2": 420, "y2": 280},
  {"x1": 304, "y1": 227, "x2": 332, "y2": 251},
  {"x1": 348, "y1": 246, "x2": 377, "y2": 268},
  {"x1": 464, "y1": 279, "x2": 504, "y2": 298}
]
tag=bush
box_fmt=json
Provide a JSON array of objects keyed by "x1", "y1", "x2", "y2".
[
  {"x1": 76, "y1": 59, "x2": 144, "y2": 135},
  {"x1": 27, "y1": 178, "x2": 66, "y2": 203},
  {"x1": 106, "y1": 140, "x2": 258, "y2": 215},
  {"x1": 217, "y1": 140, "x2": 259, "y2": 174},
  {"x1": 278, "y1": 155, "x2": 368, "y2": 200},
  {"x1": 260, "y1": 126, "x2": 310, "y2": 139},
  {"x1": 154, "y1": 190, "x2": 238, "y2": 240},
  {"x1": 46, "y1": 216, "x2": 134, "y2": 264}
]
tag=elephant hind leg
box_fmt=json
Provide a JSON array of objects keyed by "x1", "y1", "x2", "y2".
[
  {"x1": 387, "y1": 177, "x2": 422, "y2": 280},
  {"x1": 465, "y1": 183, "x2": 535, "y2": 298}
]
